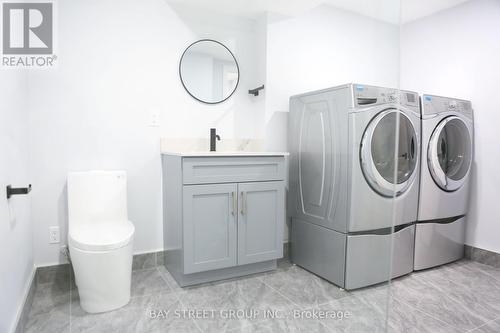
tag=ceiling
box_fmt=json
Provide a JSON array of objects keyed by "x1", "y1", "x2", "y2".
[
  {"x1": 165, "y1": 0, "x2": 471, "y2": 24},
  {"x1": 400, "y1": 0, "x2": 470, "y2": 23}
]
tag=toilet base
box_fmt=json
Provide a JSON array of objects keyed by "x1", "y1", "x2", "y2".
[{"x1": 70, "y1": 241, "x2": 133, "y2": 313}]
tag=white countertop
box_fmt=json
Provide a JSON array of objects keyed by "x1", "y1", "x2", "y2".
[{"x1": 162, "y1": 151, "x2": 289, "y2": 157}]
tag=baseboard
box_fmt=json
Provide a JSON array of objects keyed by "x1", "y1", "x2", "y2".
[
  {"x1": 35, "y1": 242, "x2": 289, "y2": 274},
  {"x1": 13, "y1": 266, "x2": 36, "y2": 333},
  {"x1": 35, "y1": 250, "x2": 166, "y2": 280},
  {"x1": 282, "y1": 241, "x2": 290, "y2": 261},
  {"x1": 132, "y1": 250, "x2": 165, "y2": 270},
  {"x1": 465, "y1": 245, "x2": 500, "y2": 269}
]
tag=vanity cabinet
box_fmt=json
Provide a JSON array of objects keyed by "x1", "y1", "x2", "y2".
[{"x1": 162, "y1": 153, "x2": 286, "y2": 286}]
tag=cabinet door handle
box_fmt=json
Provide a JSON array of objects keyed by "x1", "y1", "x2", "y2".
[
  {"x1": 231, "y1": 192, "x2": 236, "y2": 216},
  {"x1": 240, "y1": 191, "x2": 246, "y2": 215}
]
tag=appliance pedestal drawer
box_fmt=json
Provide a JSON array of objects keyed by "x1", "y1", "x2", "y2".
[
  {"x1": 414, "y1": 217, "x2": 465, "y2": 270},
  {"x1": 345, "y1": 224, "x2": 415, "y2": 290}
]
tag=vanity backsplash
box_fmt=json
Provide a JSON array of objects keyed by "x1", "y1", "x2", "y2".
[{"x1": 160, "y1": 138, "x2": 265, "y2": 153}]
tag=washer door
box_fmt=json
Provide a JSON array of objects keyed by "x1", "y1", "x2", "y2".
[
  {"x1": 361, "y1": 109, "x2": 418, "y2": 197},
  {"x1": 428, "y1": 116, "x2": 472, "y2": 192}
]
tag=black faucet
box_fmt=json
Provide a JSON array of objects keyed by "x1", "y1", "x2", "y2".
[{"x1": 210, "y1": 128, "x2": 220, "y2": 152}]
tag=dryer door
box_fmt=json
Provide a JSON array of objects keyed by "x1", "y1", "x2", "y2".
[
  {"x1": 361, "y1": 109, "x2": 418, "y2": 197},
  {"x1": 428, "y1": 116, "x2": 472, "y2": 191}
]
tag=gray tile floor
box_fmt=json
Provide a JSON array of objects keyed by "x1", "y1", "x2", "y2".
[{"x1": 24, "y1": 259, "x2": 500, "y2": 333}]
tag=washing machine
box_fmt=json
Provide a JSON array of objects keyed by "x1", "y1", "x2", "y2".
[
  {"x1": 289, "y1": 84, "x2": 421, "y2": 289},
  {"x1": 414, "y1": 95, "x2": 473, "y2": 270}
]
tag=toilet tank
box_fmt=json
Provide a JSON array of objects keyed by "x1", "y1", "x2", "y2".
[{"x1": 68, "y1": 171, "x2": 128, "y2": 226}]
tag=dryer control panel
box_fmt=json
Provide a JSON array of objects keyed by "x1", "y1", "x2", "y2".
[
  {"x1": 353, "y1": 84, "x2": 419, "y2": 111},
  {"x1": 422, "y1": 95, "x2": 473, "y2": 119}
]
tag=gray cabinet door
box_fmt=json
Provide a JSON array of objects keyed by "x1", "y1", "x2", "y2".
[
  {"x1": 183, "y1": 183, "x2": 238, "y2": 274},
  {"x1": 237, "y1": 181, "x2": 285, "y2": 265}
]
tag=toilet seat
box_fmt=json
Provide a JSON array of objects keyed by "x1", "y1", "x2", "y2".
[{"x1": 69, "y1": 220, "x2": 135, "y2": 251}]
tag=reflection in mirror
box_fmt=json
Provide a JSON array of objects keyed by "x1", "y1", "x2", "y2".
[{"x1": 179, "y1": 39, "x2": 239, "y2": 104}]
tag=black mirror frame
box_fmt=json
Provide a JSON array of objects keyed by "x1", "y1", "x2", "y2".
[{"x1": 179, "y1": 39, "x2": 240, "y2": 105}]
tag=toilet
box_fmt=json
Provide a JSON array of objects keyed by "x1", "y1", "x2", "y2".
[{"x1": 67, "y1": 170, "x2": 135, "y2": 313}]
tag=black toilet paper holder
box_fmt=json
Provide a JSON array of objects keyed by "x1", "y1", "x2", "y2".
[{"x1": 6, "y1": 184, "x2": 32, "y2": 199}]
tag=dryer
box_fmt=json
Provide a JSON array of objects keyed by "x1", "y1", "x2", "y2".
[
  {"x1": 289, "y1": 84, "x2": 421, "y2": 289},
  {"x1": 414, "y1": 95, "x2": 473, "y2": 270}
]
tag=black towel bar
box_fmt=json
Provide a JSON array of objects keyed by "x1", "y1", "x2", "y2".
[{"x1": 248, "y1": 85, "x2": 265, "y2": 96}]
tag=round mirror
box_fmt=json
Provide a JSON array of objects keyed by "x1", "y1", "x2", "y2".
[{"x1": 179, "y1": 39, "x2": 240, "y2": 104}]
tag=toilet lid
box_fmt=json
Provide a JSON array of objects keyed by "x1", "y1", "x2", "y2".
[{"x1": 69, "y1": 220, "x2": 135, "y2": 251}]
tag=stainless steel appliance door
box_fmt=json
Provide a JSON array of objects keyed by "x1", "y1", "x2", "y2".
[
  {"x1": 428, "y1": 116, "x2": 473, "y2": 192},
  {"x1": 360, "y1": 109, "x2": 419, "y2": 197}
]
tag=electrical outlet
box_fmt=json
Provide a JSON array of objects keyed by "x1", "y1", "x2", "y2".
[
  {"x1": 49, "y1": 226, "x2": 60, "y2": 244},
  {"x1": 149, "y1": 109, "x2": 160, "y2": 127}
]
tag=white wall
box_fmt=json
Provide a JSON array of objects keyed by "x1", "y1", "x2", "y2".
[
  {"x1": 266, "y1": 5, "x2": 400, "y2": 115},
  {"x1": 29, "y1": 0, "x2": 267, "y2": 266},
  {"x1": 0, "y1": 71, "x2": 33, "y2": 332},
  {"x1": 29, "y1": 1, "x2": 402, "y2": 265},
  {"x1": 401, "y1": 0, "x2": 500, "y2": 253},
  {"x1": 264, "y1": 5, "x2": 400, "y2": 152},
  {"x1": 265, "y1": 5, "x2": 401, "y2": 240}
]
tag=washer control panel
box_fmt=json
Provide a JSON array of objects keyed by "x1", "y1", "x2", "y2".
[
  {"x1": 353, "y1": 84, "x2": 419, "y2": 110},
  {"x1": 422, "y1": 95, "x2": 473, "y2": 118}
]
